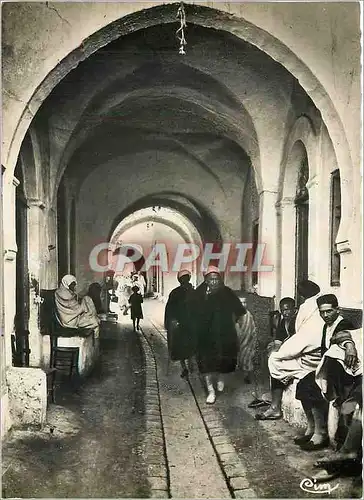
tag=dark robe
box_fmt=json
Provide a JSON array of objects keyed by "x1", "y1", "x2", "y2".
[
  {"x1": 270, "y1": 311, "x2": 296, "y2": 342},
  {"x1": 296, "y1": 318, "x2": 355, "y2": 403},
  {"x1": 192, "y1": 283, "x2": 246, "y2": 374},
  {"x1": 164, "y1": 283, "x2": 195, "y2": 361},
  {"x1": 88, "y1": 283, "x2": 104, "y2": 314},
  {"x1": 128, "y1": 292, "x2": 143, "y2": 320},
  {"x1": 319, "y1": 329, "x2": 362, "y2": 413}
]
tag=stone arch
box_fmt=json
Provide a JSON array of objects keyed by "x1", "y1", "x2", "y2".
[
  {"x1": 108, "y1": 205, "x2": 205, "y2": 291},
  {"x1": 57, "y1": 133, "x2": 230, "y2": 206},
  {"x1": 108, "y1": 192, "x2": 223, "y2": 245},
  {"x1": 278, "y1": 115, "x2": 318, "y2": 204},
  {"x1": 276, "y1": 118, "x2": 317, "y2": 300},
  {"x1": 110, "y1": 215, "x2": 200, "y2": 250},
  {"x1": 4, "y1": 3, "x2": 353, "y2": 227},
  {"x1": 17, "y1": 132, "x2": 38, "y2": 202},
  {"x1": 52, "y1": 63, "x2": 261, "y2": 201}
]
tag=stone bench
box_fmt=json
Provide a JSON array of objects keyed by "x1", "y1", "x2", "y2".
[
  {"x1": 281, "y1": 381, "x2": 306, "y2": 428},
  {"x1": 41, "y1": 329, "x2": 98, "y2": 377},
  {"x1": 40, "y1": 289, "x2": 99, "y2": 377},
  {"x1": 281, "y1": 307, "x2": 363, "y2": 429}
]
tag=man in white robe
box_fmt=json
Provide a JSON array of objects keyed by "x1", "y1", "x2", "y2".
[{"x1": 256, "y1": 280, "x2": 321, "y2": 420}]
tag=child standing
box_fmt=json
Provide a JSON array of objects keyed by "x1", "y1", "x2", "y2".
[{"x1": 129, "y1": 285, "x2": 144, "y2": 331}]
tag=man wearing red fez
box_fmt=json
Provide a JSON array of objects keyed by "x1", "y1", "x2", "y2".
[{"x1": 191, "y1": 265, "x2": 247, "y2": 404}]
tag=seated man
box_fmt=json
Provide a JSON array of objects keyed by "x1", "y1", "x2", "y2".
[
  {"x1": 255, "y1": 280, "x2": 321, "y2": 419},
  {"x1": 249, "y1": 296, "x2": 296, "y2": 409},
  {"x1": 316, "y1": 327, "x2": 361, "y2": 439},
  {"x1": 294, "y1": 295, "x2": 355, "y2": 450},
  {"x1": 55, "y1": 274, "x2": 100, "y2": 334},
  {"x1": 312, "y1": 328, "x2": 361, "y2": 481},
  {"x1": 268, "y1": 296, "x2": 297, "y2": 354}
]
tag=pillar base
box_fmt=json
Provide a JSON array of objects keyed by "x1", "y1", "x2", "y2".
[{"x1": 6, "y1": 367, "x2": 47, "y2": 429}]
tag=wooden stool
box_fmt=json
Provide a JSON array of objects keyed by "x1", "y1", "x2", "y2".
[{"x1": 50, "y1": 336, "x2": 79, "y2": 378}]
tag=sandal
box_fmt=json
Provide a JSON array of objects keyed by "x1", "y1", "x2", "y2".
[
  {"x1": 255, "y1": 408, "x2": 282, "y2": 420},
  {"x1": 248, "y1": 399, "x2": 269, "y2": 408},
  {"x1": 300, "y1": 438, "x2": 330, "y2": 451},
  {"x1": 250, "y1": 400, "x2": 270, "y2": 409}
]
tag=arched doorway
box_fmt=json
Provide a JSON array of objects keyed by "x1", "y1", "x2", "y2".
[
  {"x1": 294, "y1": 152, "x2": 309, "y2": 300},
  {"x1": 108, "y1": 205, "x2": 205, "y2": 300},
  {"x1": 277, "y1": 137, "x2": 313, "y2": 302}
]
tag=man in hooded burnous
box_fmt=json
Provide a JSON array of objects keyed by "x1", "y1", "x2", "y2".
[{"x1": 192, "y1": 266, "x2": 247, "y2": 404}]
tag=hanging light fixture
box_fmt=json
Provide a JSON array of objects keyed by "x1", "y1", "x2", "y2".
[{"x1": 176, "y1": 1, "x2": 187, "y2": 55}]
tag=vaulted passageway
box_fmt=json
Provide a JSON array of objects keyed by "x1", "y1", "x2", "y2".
[
  {"x1": 15, "y1": 18, "x2": 322, "y2": 298},
  {"x1": 108, "y1": 205, "x2": 205, "y2": 297},
  {"x1": 1, "y1": 4, "x2": 361, "y2": 475}
]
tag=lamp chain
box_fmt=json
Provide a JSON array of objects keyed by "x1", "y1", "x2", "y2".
[{"x1": 176, "y1": 2, "x2": 187, "y2": 55}]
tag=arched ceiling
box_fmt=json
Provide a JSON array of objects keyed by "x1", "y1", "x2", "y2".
[
  {"x1": 108, "y1": 192, "x2": 222, "y2": 244},
  {"x1": 110, "y1": 206, "x2": 203, "y2": 251},
  {"x1": 30, "y1": 21, "x2": 302, "y2": 203}
]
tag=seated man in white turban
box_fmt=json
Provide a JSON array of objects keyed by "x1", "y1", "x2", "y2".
[
  {"x1": 55, "y1": 274, "x2": 100, "y2": 334},
  {"x1": 255, "y1": 280, "x2": 321, "y2": 420}
]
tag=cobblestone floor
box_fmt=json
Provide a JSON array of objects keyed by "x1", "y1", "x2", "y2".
[{"x1": 2, "y1": 322, "x2": 149, "y2": 498}]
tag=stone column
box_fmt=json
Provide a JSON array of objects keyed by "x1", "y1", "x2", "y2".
[
  {"x1": 43, "y1": 207, "x2": 58, "y2": 289},
  {"x1": 275, "y1": 197, "x2": 296, "y2": 300},
  {"x1": 257, "y1": 190, "x2": 278, "y2": 298},
  {"x1": 63, "y1": 186, "x2": 72, "y2": 274},
  {"x1": 27, "y1": 199, "x2": 47, "y2": 367},
  {"x1": 306, "y1": 175, "x2": 320, "y2": 284},
  {"x1": 3, "y1": 175, "x2": 19, "y2": 369}
]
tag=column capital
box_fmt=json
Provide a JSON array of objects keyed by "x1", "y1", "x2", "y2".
[
  {"x1": 258, "y1": 189, "x2": 278, "y2": 197},
  {"x1": 275, "y1": 197, "x2": 295, "y2": 209},
  {"x1": 28, "y1": 198, "x2": 47, "y2": 209}
]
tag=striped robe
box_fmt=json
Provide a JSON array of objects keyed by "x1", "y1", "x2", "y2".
[{"x1": 236, "y1": 310, "x2": 258, "y2": 372}]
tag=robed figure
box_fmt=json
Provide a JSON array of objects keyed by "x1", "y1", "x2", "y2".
[{"x1": 164, "y1": 269, "x2": 195, "y2": 378}]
